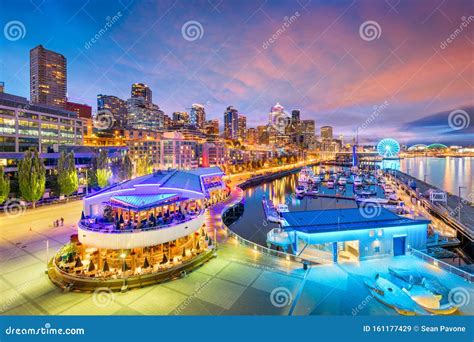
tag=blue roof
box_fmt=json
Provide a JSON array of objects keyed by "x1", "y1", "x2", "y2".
[
  {"x1": 281, "y1": 208, "x2": 430, "y2": 233},
  {"x1": 110, "y1": 193, "x2": 179, "y2": 210}
]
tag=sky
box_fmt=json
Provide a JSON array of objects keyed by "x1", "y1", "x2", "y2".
[{"x1": 0, "y1": 0, "x2": 473, "y2": 145}]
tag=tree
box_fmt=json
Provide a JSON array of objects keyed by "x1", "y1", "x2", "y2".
[
  {"x1": 18, "y1": 150, "x2": 46, "y2": 208},
  {"x1": 0, "y1": 166, "x2": 10, "y2": 204},
  {"x1": 57, "y1": 151, "x2": 78, "y2": 199},
  {"x1": 136, "y1": 156, "x2": 153, "y2": 176},
  {"x1": 94, "y1": 149, "x2": 111, "y2": 188},
  {"x1": 112, "y1": 154, "x2": 133, "y2": 182},
  {"x1": 96, "y1": 168, "x2": 112, "y2": 188}
]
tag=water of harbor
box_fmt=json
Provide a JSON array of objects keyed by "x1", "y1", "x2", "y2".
[
  {"x1": 396, "y1": 157, "x2": 473, "y2": 200},
  {"x1": 234, "y1": 166, "x2": 363, "y2": 246}
]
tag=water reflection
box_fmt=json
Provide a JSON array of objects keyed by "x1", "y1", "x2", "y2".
[{"x1": 399, "y1": 157, "x2": 473, "y2": 199}]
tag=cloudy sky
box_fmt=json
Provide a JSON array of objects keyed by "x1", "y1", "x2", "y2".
[{"x1": 0, "y1": 0, "x2": 472, "y2": 145}]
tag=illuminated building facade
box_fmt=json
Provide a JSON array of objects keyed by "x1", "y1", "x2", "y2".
[
  {"x1": 0, "y1": 92, "x2": 83, "y2": 153},
  {"x1": 189, "y1": 104, "x2": 206, "y2": 129},
  {"x1": 238, "y1": 115, "x2": 247, "y2": 141},
  {"x1": 224, "y1": 106, "x2": 239, "y2": 140},
  {"x1": 30, "y1": 45, "x2": 67, "y2": 108},
  {"x1": 131, "y1": 83, "x2": 152, "y2": 105}
]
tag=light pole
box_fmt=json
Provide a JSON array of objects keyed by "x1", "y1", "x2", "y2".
[
  {"x1": 85, "y1": 168, "x2": 88, "y2": 196},
  {"x1": 423, "y1": 174, "x2": 428, "y2": 183},
  {"x1": 458, "y1": 186, "x2": 466, "y2": 222}
]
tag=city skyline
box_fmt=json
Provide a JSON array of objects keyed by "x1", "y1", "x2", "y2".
[{"x1": 1, "y1": 0, "x2": 473, "y2": 145}]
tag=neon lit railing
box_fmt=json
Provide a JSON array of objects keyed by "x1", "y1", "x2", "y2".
[{"x1": 410, "y1": 248, "x2": 472, "y2": 283}]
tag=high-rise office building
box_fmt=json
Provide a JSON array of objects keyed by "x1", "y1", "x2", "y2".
[
  {"x1": 301, "y1": 120, "x2": 315, "y2": 135},
  {"x1": 189, "y1": 103, "x2": 206, "y2": 129},
  {"x1": 131, "y1": 83, "x2": 152, "y2": 105},
  {"x1": 238, "y1": 115, "x2": 247, "y2": 140},
  {"x1": 224, "y1": 106, "x2": 239, "y2": 140},
  {"x1": 97, "y1": 94, "x2": 127, "y2": 128},
  {"x1": 172, "y1": 111, "x2": 190, "y2": 128},
  {"x1": 30, "y1": 45, "x2": 67, "y2": 108},
  {"x1": 204, "y1": 119, "x2": 219, "y2": 137},
  {"x1": 291, "y1": 109, "x2": 300, "y2": 124},
  {"x1": 247, "y1": 128, "x2": 258, "y2": 145},
  {"x1": 257, "y1": 125, "x2": 269, "y2": 145},
  {"x1": 321, "y1": 126, "x2": 333, "y2": 140}
]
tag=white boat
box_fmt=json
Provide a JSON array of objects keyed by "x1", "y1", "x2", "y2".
[
  {"x1": 326, "y1": 180, "x2": 335, "y2": 189},
  {"x1": 276, "y1": 204, "x2": 289, "y2": 213},
  {"x1": 338, "y1": 177, "x2": 347, "y2": 185},
  {"x1": 354, "y1": 176, "x2": 363, "y2": 187},
  {"x1": 307, "y1": 187, "x2": 319, "y2": 196},
  {"x1": 356, "y1": 197, "x2": 389, "y2": 204},
  {"x1": 312, "y1": 176, "x2": 322, "y2": 184},
  {"x1": 295, "y1": 185, "x2": 307, "y2": 195},
  {"x1": 298, "y1": 167, "x2": 314, "y2": 183},
  {"x1": 365, "y1": 274, "x2": 430, "y2": 315}
]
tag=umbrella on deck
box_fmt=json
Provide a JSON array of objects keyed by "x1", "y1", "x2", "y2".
[
  {"x1": 161, "y1": 254, "x2": 168, "y2": 264},
  {"x1": 102, "y1": 259, "x2": 110, "y2": 272},
  {"x1": 196, "y1": 241, "x2": 200, "y2": 250},
  {"x1": 143, "y1": 257, "x2": 150, "y2": 268},
  {"x1": 88, "y1": 260, "x2": 95, "y2": 272},
  {"x1": 74, "y1": 257, "x2": 83, "y2": 268},
  {"x1": 182, "y1": 248, "x2": 186, "y2": 257},
  {"x1": 81, "y1": 211, "x2": 85, "y2": 220}
]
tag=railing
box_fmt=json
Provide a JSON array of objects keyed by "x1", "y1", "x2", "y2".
[
  {"x1": 79, "y1": 210, "x2": 204, "y2": 234},
  {"x1": 220, "y1": 195, "x2": 328, "y2": 265},
  {"x1": 410, "y1": 248, "x2": 472, "y2": 283}
]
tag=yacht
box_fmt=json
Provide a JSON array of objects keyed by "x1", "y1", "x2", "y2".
[
  {"x1": 338, "y1": 177, "x2": 347, "y2": 185},
  {"x1": 356, "y1": 196, "x2": 389, "y2": 205},
  {"x1": 326, "y1": 179, "x2": 335, "y2": 189},
  {"x1": 353, "y1": 176, "x2": 363, "y2": 187},
  {"x1": 298, "y1": 167, "x2": 314, "y2": 183},
  {"x1": 295, "y1": 185, "x2": 307, "y2": 195},
  {"x1": 276, "y1": 204, "x2": 289, "y2": 214}
]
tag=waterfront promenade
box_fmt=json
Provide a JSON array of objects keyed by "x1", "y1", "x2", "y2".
[{"x1": 391, "y1": 170, "x2": 474, "y2": 240}]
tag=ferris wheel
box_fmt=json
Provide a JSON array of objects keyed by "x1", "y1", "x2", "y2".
[{"x1": 377, "y1": 138, "x2": 400, "y2": 158}]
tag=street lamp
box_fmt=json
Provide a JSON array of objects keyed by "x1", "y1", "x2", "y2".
[{"x1": 423, "y1": 174, "x2": 428, "y2": 183}]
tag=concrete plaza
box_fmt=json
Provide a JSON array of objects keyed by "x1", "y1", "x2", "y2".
[{"x1": 0, "y1": 200, "x2": 472, "y2": 316}]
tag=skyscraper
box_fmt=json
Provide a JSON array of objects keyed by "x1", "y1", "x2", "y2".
[
  {"x1": 291, "y1": 109, "x2": 300, "y2": 124},
  {"x1": 131, "y1": 83, "x2": 152, "y2": 105},
  {"x1": 30, "y1": 45, "x2": 67, "y2": 108},
  {"x1": 97, "y1": 94, "x2": 127, "y2": 128},
  {"x1": 189, "y1": 104, "x2": 206, "y2": 129},
  {"x1": 321, "y1": 126, "x2": 333, "y2": 140},
  {"x1": 66, "y1": 101, "x2": 92, "y2": 119},
  {"x1": 238, "y1": 115, "x2": 247, "y2": 141},
  {"x1": 224, "y1": 106, "x2": 239, "y2": 140},
  {"x1": 172, "y1": 111, "x2": 190, "y2": 128}
]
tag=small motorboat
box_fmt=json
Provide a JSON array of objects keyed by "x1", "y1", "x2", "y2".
[
  {"x1": 276, "y1": 204, "x2": 289, "y2": 214},
  {"x1": 307, "y1": 187, "x2": 319, "y2": 196},
  {"x1": 388, "y1": 268, "x2": 458, "y2": 315},
  {"x1": 354, "y1": 176, "x2": 363, "y2": 187},
  {"x1": 295, "y1": 185, "x2": 307, "y2": 195},
  {"x1": 364, "y1": 274, "x2": 430, "y2": 315},
  {"x1": 326, "y1": 180, "x2": 335, "y2": 189},
  {"x1": 338, "y1": 177, "x2": 347, "y2": 185},
  {"x1": 356, "y1": 197, "x2": 389, "y2": 205}
]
